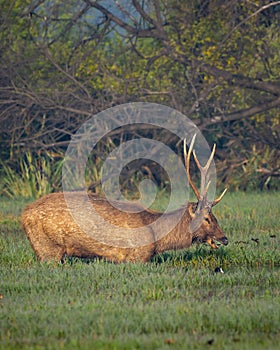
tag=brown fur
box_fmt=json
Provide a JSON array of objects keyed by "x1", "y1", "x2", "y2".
[{"x1": 21, "y1": 191, "x2": 228, "y2": 263}]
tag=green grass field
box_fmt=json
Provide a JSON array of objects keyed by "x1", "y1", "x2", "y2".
[{"x1": 0, "y1": 192, "x2": 279, "y2": 349}]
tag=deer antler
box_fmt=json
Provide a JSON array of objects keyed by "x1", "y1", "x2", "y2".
[
  {"x1": 212, "y1": 188, "x2": 227, "y2": 206},
  {"x1": 184, "y1": 135, "x2": 200, "y2": 201},
  {"x1": 192, "y1": 142, "x2": 216, "y2": 202},
  {"x1": 184, "y1": 134, "x2": 227, "y2": 207}
]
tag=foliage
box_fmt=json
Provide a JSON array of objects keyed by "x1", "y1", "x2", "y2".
[
  {"x1": 0, "y1": 192, "x2": 280, "y2": 349},
  {"x1": 217, "y1": 143, "x2": 280, "y2": 191},
  {"x1": 0, "y1": 0, "x2": 279, "y2": 191},
  {"x1": 0, "y1": 152, "x2": 63, "y2": 198}
]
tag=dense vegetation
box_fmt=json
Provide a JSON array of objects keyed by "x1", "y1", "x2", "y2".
[
  {"x1": 0, "y1": 192, "x2": 280, "y2": 349},
  {"x1": 0, "y1": 0, "x2": 279, "y2": 192}
]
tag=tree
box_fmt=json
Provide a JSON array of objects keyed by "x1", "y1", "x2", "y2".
[{"x1": 0, "y1": 0, "x2": 279, "y2": 189}]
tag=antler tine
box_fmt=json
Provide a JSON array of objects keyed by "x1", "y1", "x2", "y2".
[
  {"x1": 192, "y1": 143, "x2": 216, "y2": 174},
  {"x1": 183, "y1": 134, "x2": 201, "y2": 201},
  {"x1": 192, "y1": 143, "x2": 216, "y2": 199},
  {"x1": 205, "y1": 143, "x2": 216, "y2": 172},
  {"x1": 212, "y1": 188, "x2": 228, "y2": 206}
]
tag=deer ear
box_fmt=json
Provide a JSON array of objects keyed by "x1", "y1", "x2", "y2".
[
  {"x1": 189, "y1": 204, "x2": 209, "y2": 217},
  {"x1": 188, "y1": 204, "x2": 196, "y2": 218}
]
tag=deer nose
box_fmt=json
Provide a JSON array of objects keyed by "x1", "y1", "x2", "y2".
[{"x1": 221, "y1": 237, "x2": 228, "y2": 245}]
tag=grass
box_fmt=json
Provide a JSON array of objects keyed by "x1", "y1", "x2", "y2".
[
  {"x1": 0, "y1": 192, "x2": 280, "y2": 349},
  {"x1": 0, "y1": 153, "x2": 63, "y2": 199}
]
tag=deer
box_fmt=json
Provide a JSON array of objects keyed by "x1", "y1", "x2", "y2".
[{"x1": 21, "y1": 135, "x2": 228, "y2": 263}]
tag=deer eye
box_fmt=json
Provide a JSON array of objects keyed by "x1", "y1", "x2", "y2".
[{"x1": 204, "y1": 217, "x2": 211, "y2": 224}]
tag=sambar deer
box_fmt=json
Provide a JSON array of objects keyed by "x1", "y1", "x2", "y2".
[{"x1": 21, "y1": 135, "x2": 228, "y2": 263}]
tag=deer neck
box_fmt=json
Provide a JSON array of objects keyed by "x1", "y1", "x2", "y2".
[{"x1": 154, "y1": 206, "x2": 193, "y2": 253}]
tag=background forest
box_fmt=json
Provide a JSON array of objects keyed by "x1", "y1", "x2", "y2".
[{"x1": 0, "y1": 0, "x2": 279, "y2": 197}]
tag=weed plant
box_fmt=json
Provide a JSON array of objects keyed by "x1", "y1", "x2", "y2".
[{"x1": 0, "y1": 153, "x2": 63, "y2": 198}]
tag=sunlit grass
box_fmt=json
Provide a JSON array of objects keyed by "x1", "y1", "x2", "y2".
[{"x1": 0, "y1": 153, "x2": 63, "y2": 199}]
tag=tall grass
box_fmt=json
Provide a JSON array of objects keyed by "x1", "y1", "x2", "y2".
[{"x1": 0, "y1": 152, "x2": 63, "y2": 198}]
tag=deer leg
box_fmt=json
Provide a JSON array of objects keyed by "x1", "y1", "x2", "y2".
[
  {"x1": 30, "y1": 237, "x2": 65, "y2": 262},
  {"x1": 25, "y1": 226, "x2": 65, "y2": 262}
]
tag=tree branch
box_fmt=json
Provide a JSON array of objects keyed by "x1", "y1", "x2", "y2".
[
  {"x1": 200, "y1": 63, "x2": 280, "y2": 96},
  {"x1": 85, "y1": 0, "x2": 166, "y2": 39},
  {"x1": 221, "y1": 1, "x2": 280, "y2": 45},
  {"x1": 200, "y1": 97, "x2": 280, "y2": 128}
]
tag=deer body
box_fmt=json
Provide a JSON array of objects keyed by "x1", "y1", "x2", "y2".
[
  {"x1": 21, "y1": 191, "x2": 227, "y2": 263},
  {"x1": 21, "y1": 135, "x2": 228, "y2": 263}
]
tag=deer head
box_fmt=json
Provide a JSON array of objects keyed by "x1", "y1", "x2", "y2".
[{"x1": 184, "y1": 135, "x2": 228, "y2": 249}]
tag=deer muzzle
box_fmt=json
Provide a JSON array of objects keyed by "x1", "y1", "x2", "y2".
[{"x1": 219, "y1": 236, "x2": 228, "y2": 246}]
